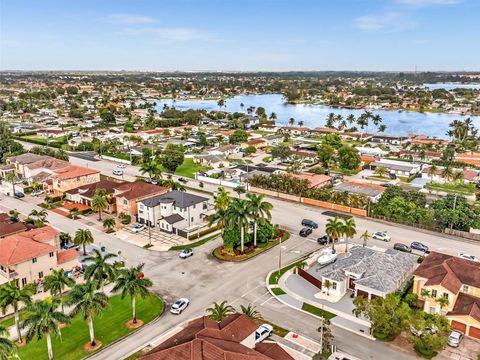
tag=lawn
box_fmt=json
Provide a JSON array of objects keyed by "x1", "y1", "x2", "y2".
[
  {"x1": 426, "y1": 182, "x2": 475, "y2": 195},
  {"x1": 175, "y1": 158, "x2": 208, "y2": 179},
  {"x1": 170, "y1": 233, "x2": 220, "y2": 251},
  {"x1": 301, "y1": 303, "x2": 336, "y2": 320},
  {"x1": 268, "y1": 257, "x2": 307, "y2": 285},
  {"x1": 17, "y1": 294, "x2": 163, "y2": 360},
  {"x1": 271, "y1": 287, "x2": 287, "y2": 296}
]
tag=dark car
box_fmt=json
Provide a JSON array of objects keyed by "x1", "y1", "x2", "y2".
[
  {"x1": 410, "y1": 241, "x2": 429, "y2": 253},
  {"x1": 394, "y1": 243, "x2": 412, "y2": 253},
  {"x1": 14, "y1": 192, "x2": 25, "y2": 198},
  {"x1": 299, "y1": 227, "x2": 313, "y2": 237},
  {"x1": 178, "y1": 177, "x2": 188, "y2": 183},
  {"x1": 301, "y1": 219, "x2": 318, "y2": 229},
  {"x1": 317, "y1": 235, "x2": 331, "y2": 245},
  {"x1": 380, "y1": 183, "x2": 393, "y2": 188}
]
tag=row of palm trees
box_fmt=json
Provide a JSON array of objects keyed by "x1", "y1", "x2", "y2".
[
  {"x1": 0, "y1": 244, "x2": 153, "y2": 360},
  {"x1": 325, "y1": 216, "x2": 370, "y2": 252},
  {"x1": 209, "y1": 188, "x2": 273, "y2": 253},
  {"x1": 324, "y1": 111, "x2": 386, "y2": 133},
  {"x1": 206, "y1": 301, "x2": 262, "y2": 322}
]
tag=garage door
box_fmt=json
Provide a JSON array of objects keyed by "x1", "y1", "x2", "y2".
[
  {"x1": 356, "y1": 290, "x2": 369, "y2": 298},
  {"x1": 451, "y1": 320, "x2": 467, "y2": 333},
  {"x1": 469, "y1": 326, "x2": 480, "y2": 339}
]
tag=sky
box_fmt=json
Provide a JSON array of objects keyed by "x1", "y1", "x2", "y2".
[{"x1": 1, "y1": 0, "x2": 479, "y2": 71}]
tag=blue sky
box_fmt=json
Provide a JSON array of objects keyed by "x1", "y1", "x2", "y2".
[{"x1": 1, "y1": 0, "x2": 479, "y2": 71}]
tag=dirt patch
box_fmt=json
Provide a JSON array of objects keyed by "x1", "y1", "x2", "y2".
[
  {"x1": 385, "y1": 332, "x2": 417, "y2": 357},
  {"x1": 126, "y1": 319, "x2": 144, "y2": 329},
  {"x1": 15, "y1": 339, "x2": 27, "y2": 348},
  {"x1": 83, "y1": 340, "x2": 102, "y2": 352}
]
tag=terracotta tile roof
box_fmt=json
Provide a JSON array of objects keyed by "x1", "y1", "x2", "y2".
[
  {"x1": 26, "y1": 158, "x2": 69, "y2": 171},
  {"x1": 114, "y1": 182, "x2": 168, "y2": 200},
  {"x1": 25, "y1": 226, "x2": 60, "y2": 242},
  {"x1": 52, "y1": 165, "x2": 100, "y2": 180},
  {"x1": 56, "y1": 249, "x2": 80, "y2": 264},
  {"x1": 0, "y1": 231, "x2": 56, "y2": 266},
  {"x1": 255, "y1": 343, "x2": 293, "y2": 360},
  {"x1": 245, "y1": 139, "x2": 266, "y2": 146},
  {"x1": 415, "y1": 251, "x2": 480, "y2": 294},
  {"x1": 66, "y1": 179, "x2": 126, "y2": 198},
  {"x1": 447, "y1": 292, "x2": 480, "y2": 322},
  {"x1": 140, "y1": 314, "x2": 293, "y2": 360},
  {"x1": 291, "y1": 173, "x2": 331, "y2": 188},
  {"x1": 0, "y1": 222, "x2": 27, "y2": 238}
]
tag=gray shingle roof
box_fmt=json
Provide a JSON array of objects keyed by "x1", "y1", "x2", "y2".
[
  {"x1": 141, "y1": 191, "x2": 208, "y2": 209},
  {"x1": 163, "y1": 213, "x2": 184, "y2": 224},
  {"x1": 333, "y1": 182, "x2": 385, "y2": 197}
]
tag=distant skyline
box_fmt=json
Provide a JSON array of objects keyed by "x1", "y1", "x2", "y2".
[{"x1": 1, "y1": 0, "x2": 479, "y2": 71}]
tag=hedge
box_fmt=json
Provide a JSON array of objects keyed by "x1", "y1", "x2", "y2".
[{"x1": 188, "y1": 224, "x2": 221, "y2": 240}]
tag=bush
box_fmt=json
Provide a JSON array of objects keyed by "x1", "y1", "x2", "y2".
[
  {"x1": 223, "y1": 225, "x2": 241, "y2": 248},
  {"x1": 253, "y1": 222, "x2": 274, "y2": 243},
  {"x1": 188, "y1": 224, "x2": 221, "y2": 240},
  {"x1": 404, "y1": 293, "x2": 419, "y2": 308},
  {"x1": 119, "y1": 212, "x2": 132, "y2": 225}
]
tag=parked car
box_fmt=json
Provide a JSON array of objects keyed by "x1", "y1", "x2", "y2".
[
  {"x1": 410, "y1": 241, "x2": 429, "y2": 253},
  {"x1": 393, "y1": 243, "x2": 412, "y2": 253},
  {"x1": 170, "y1": 298, "x2": 189, "y2": 314},
  {"x1": 131, "y1": 223, "x2": 146, "y2": 233},
  {"x1": 179, "y1": 249, "x2": 193, "y2": 259},
  {"x1": 458, "y1": 253, "x2": 479, "y2": 262},
  {"x1": 31, "y1": 190, "x2": 44, "y2": 197},
  {"x1": 255, "y1": 324, "x2": 273, "y2": 343},
  {"x1": 372, "y1": 231, "x2": 391, "y2": 242},
  {"x1": 301, "y1": 219, "x2": 318, "y2": 229},
  {"x1": 14, "y1": 192, "x2": 25, "y2": 198},
  {"x1": 317, "y1": 235, "x2": 331, "y2": 245},
  {"x1": 299, "y1": 227, "x2": 313, "y2": 237},
  {"x1": 117, "y1": 164, "x2": 127, "y2": 169},
  {"x1": 447, "y1": 330, "x2": 464, "y2": 347},
  {"x1": 178, "y1": 177, "x2": 188, "y2": 183},
  {"x1": 379, "y1": 183, "x2": 393, "y2": 188},
  {"x1": 63, "y1": 243, "x2": 79, "y2": 251},
  {"x1": 112, "y1": 169, "x2": 123, "y2": 176}
]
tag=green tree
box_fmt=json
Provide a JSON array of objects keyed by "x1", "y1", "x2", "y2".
[
  {"x1": 0, "y1": 121, "x2": 24, "y2": 163},
  {"x1": 360, "y1": 230, "x2": 370, "y2": 248},
  {"x1": 342, "y1": 218, "x2": 357, "y2": 253},
  {"x1": 229, "y1": 129, "x2": 248, "y2": 144},
  {"x1": 161, "y1": 143, "x2": 185, "y2": 172},
  {"x1": 91, "y1": 188, "x2": 109, "y2": 221},
  {"x1": 44, "y1": 269, "x2": 74, "y2": 313},
  {"x1": 4, "y1": 172, "x2": 19, "y2": 196},
  {"x1": 103, "y1": 218, "x2": 116, "y2": 232},
  {"x1": 338, "y1": 146, "x2": 361, "y2": 170},
  {"x1": 244, "y1": 145, "x2": 257, "y2": 156},
  {"x1": 408, "y1": 312, "x2": 450, "y2": 358},
  {"x1": 226, "y1": 199, "x2": 252, "y2": 253},
  {"x1": 317, "y1": 143, "x2": 335, "y2": 170},
  {"x1": 0, "y1": 324, "x2": 16, "y2": 360},
  {"x1": 240, "y1": 304, "x2": 263, "y2": 321},
  {"x1": 324, "y1": 279, "x2": 332, "y2": 295},
  {"x1": 271, "y1": 143, "x2": 292, "y2": 162},
  {"x1": 21, "y1": 298, "x2": 70, "y2": 360},
  {"x1": 83, "y1": 249, "x2": 118, "y2": 290},
  {"x1": 112, "y1": 264, "x2": 153, "y2": 325},
  {"x1": 246, "y1": 193, "x2": 273, "y2": 247},
  {"x1": 214, "y1": 187, "x2": 231, "y2": 211},
  {"x1": 67, "y1": 281, "x2": 109, "y2": 347},
  {"x1": 140, "y1": 161, "x2": 162, "y2": 182},
  {"x1": 374, "y1": 166, "x2": 388, "y2": 178},
  {"x1": 74, "y1": 228, "x2": 94, "y2": 256},
  {"x1": 99, "y1": 108, "x2": 116, "y2": 124},
  {"x1": 325, "y1": 217, "x2": 344, "y2": 252},
  {"x1": 206, "y1": 301, "x2": 235, "y2": 321},
  {"x1": 0, "y1": 280, "x2": 37, "y2": 344}
]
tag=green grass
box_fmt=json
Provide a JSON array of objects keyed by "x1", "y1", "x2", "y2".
[
  {"x1": 175, "y1": 158, "x2": 208, "y2": 179},
  {"x1": 366, "y1": 176, "x2": 390, "y2": 182},
  {"x1": 170, "y1": 233, "x2": 220, "y2": 251},
  {"x1": 17, "y1": 294, "x2": 163, "y2": 360},
  {"x1": 301, "y1": 303, "x2": 336, "y2": 320},
  {"x1": 271, "y1": 288, "x2": 287, "y2": 296},
  {"x1": 254, "y1": 318, "x2": 289, "y2": 337},
  {"x1": 426, "y1": 182, "x2": 475, "y2": 195},
  {"x1": 268, "y1": 257, "x2": 307, "y2": 285}
]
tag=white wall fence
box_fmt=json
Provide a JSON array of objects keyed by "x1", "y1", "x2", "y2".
[
  {"x1": 194, "y1": 174, "x2": 240, "y2": 188},
  {"x1": 100, "y1": 155, "x2": 132, "y2": 165}
]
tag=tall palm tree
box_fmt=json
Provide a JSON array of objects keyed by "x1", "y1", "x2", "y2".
[
  {"x1": 374, "y1": 166, "x2": 388, "y2": 178},
  {"x1": 453, "y1": 171, "x2": 464, "y2": 183},
  {"x1": 0, "y1": 324, "x2": 16, "y2": 360},
  {"x1": 91, "y1": 188, "x2": 109, "y2": 221},
  {"x1": 29, "y1": 209, "x2": 48, "y2": 223},
  {"x1": 214, "y1": 187, "x2": 231, "y2": 211},
  {"x1": 226, "y1": 199, "x2": 252, "y2": 253},
  {"x1": 112, "y1": 264, "x2": 152, "y2": 325},
  {"x1": 360, "y1": 230, "x2": 370, "y2": 248},
  {"x1": 21, "y1": 298, "x2": 70, "y2": 360},
  {"x1": 4, "y1": 172, "x2": 18, "y2": 196},
  {"x1": 102, "y1": 218, "x2": 116, "y2": 232},
  {"x1": 44, "y1": 269, "x2": 75, "y2": 313},
  {"x1": 342, "y1": 218, "x2": 356, "y2": 253},
  {"x1": 298, "y1": 120, "x2": 304, "y2": 127},
  {"x1": 325, "y1": 217, "x2": 344, "y2": 252},
  {"x1": 441, "y1": 164, "x2": 454, "y2": 182},
  {"x1": 140, "y1": 161, "x2": 161, "y2": 182},
  {"x1": 246, "y1": 193, "x2": 273, "y2": 247},
  {"x1": 74, "y1": 228, "x2": 94, "y2": 256},
  {"x1": 288, "y1": 118, "x2": 295, "y2": 126},
  {"x1": 84, "y1": 249, "x2": 118, "y2": 290},
  {"x1": 206, "y1": 301, "x2": 235, "y2": 321},
  {"x1": 428, "y1": 164, "x2": 438, "y2": 182},
  {"x1": 67, "y1": 281, "x2": 109, "y2": 347},
  {"x1": 240, "y1": 304, "x2": 263, "y2": 321},
  {"x1": 208, "y1": 208, "x2": 229, "y2": 237},
  {"x1": 0, "y1": 280, "x2": 37, "y2": 344}
]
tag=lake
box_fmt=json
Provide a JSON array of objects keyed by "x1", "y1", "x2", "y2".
[
  {"x1": 154, "y1": 94, "x2": 480, "y2": 138},
  {"x1": 424, "y1": 83, "x2": 480, "y2": 90}
]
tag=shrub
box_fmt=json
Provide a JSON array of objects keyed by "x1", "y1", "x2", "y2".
[
  {"x1": 119, "y1": 212, "x2": 132, "y2": 225},
  {"x1": 223, "y1": 225, "x2": 241, "y2": 248},
  {"x1": 254, "y1": 222, "x2": 274, "y2": 243}
]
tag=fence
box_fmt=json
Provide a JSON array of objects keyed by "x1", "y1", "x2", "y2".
[
  {"x1": 445, "y1": 228, "x2": 480, "y2": 241},
  {"x1": 296, "y1": 268, "x2": 322, "y2": 289},
  {"x1": 195, "y1": 174, "x2": 239, "y2": 188},
  {"x1": 100, "y1": 154, "x2": 131, "y2": 165}
]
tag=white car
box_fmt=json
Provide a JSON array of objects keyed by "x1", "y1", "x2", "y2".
[
  {"x1": 372, "y1": 231, "x2": 391, "y2": 242},
  {"x1": 448, "y1": 330, "x2": 464, "y2": 347},
  {"x1": 117, "y1": 164, "x2": 127, "y2": 169},
  {"x1": 170, "y1": 298, "x2": 189, "y2": 314},
  {"x1": 458, "y1": 253, "x2": 479, "y2": 262},
  {"x1": 113, "y1": 169, "x2": 124, "y2": 176},
  {"x1": 131, "y1": 224, "x2": 145, "y2": 233},
  {"x1": 255, "y1": 324, "x2": 273, "y2": 343},
  {"x1": 179, "y1": 249, "x2": 193, "y2": 259}
]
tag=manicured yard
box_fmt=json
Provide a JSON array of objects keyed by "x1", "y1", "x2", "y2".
[
  {"x1": 268, "y1": 257, "x2": 307, "y2": 285},
  {"x1": 271, "y1": 287, "x2": 286, "y2": 296},
  {"x1": 17, "y1": 294, "x2": 163, "y2": 360},
  {"x1": 170, "y1": 233, "x2": 220, "y2": 251},
  {"x1": 253, "y1": 318, "x2": 289, "y2": 337},
  {"x1": 426, "y1": 182, "x2": 475, "y2": 195},
  {"x1": 301, "y1": 303, "x2": 336, "y2": 320},
  {"x1": 175, "y1": 158, "x2": 208, "y2": 178}
]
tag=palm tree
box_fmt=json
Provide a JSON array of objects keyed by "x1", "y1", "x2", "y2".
[
  {"x1": 324, "y1": 280, "x2": 332, "y2": 296},
  {"x1": 74, "y1": 228, "x2": 94, "y2": 256},
  {"x1": 226, "y1": 199, "x2": 252, "y2": 253},
  {"x1": 0, "y1": 280, "x2": 37, "y2": 344},
  {"x1": 91, "y1": 188, "x2": 110, "y2": 221},
  {"x1": 44, "y1": 269, "x2": 75, "y2": 313},
  {"x1": 240, "y1": 304, "x2": 263, "y2": 321},
  {"x1": 342, "y1": 218, "x2": 356, "y2": 253},
  {"x1": 0, "y1": 324, "x2": 16, "y2": 360},
  {"x1": 217, "y1": 99, "x2": 225, "y2": 111},
  {"x1": 325, "y1": 217, "x2": 344, "y2": 252},
  {"x1": 360, "y1": 230, "x2": 370, "y2": 248},
  {"x1": 206, "y1": 301, "x2": 235, "y2": 321},
  {"x1": 325, "y1": 113, "x2": 336, "y2": 128},
  {"x1": 374, "y1": 166, "x2": 388, "y2": 178},
  {"x1": 288, "y1": 118, "x2": 295, "y2": 126},
  {"x1": 420, "y1": 288, "x2": 431, "y2": 299},
  {"x1": 31, "y1": 181, "x2": 42, "y2": 193},
  {"x1": 67, "y1": 281, "x2": 109, "y2": 347},
  {"x1": 21, "y1": 298, "x2": 70, "y2": 360},
  {"x1": 453, "y1": 171, "x2": 464, "y2": 183},
  {"x1": 112, "y1": 264, "x2": 152, "y2": 325},
  {"x1": 441, "y1": 165, "x2": 454, "y2": 182},
  {"x1": 214, "y1": 187, "x2": 231, "y2": 211},
  {"x1": 69, "y1": 207, "x2": 79, "y2": 220},
  {"x1": 29, "y1": 209, "x2": 48, "y2": 223},
  {"x1": 208, "y1": 208, "x2": 229, "y2": 237},
  {"x1": 428, "y1": 164, "x2": 438, "y2": 182},
  {"x1": 298, "y1": 120, "x2": 304, "y2": 127},
  {"x1": 102, "y1": 218, "x2": 116, "y2": 232},
  {"x1": 84, "y1": 249, "x2": 118, "y2": 290},
  {"x1": 8, "y1": 209, "x2": 19, "y2": 222},
  {"x1": 246, "y1": 193, "x2": 273, "y2": 247},
  {"x1": 437, "y1": 297, "x2": 449, "y2": 313},
  {"x1": 4, "y1": 172, "x2": 18, "y2": 196},
  {"x1": 234, "y1": 186, "x2": 246, "y2": 198},
  {"x1": 140, "y1": 161, "x2": 161, "y2": 182}
]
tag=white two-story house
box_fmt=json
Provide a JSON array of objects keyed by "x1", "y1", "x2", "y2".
[{"x1": 137, "y1": 191, "x2": 209, "y2": 236}]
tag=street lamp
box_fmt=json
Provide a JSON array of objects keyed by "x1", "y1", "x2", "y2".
[{"x1": 277, "y1": 243, "x2": 287, "y2": 276}]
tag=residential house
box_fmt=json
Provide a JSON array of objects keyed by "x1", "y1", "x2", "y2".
[
  {"x1": 4, "y1": 153, "x2": 52, "y2": 179},
  {"x1": 333, "y1": 181, "x2": 385, "y2": 202},
  {"x1": 193, "y1": 154, "x2": 227, "y2": 169},
  {"x1": 0, "y1": 213, "x2": 28, "y2": 238},
  {"x1": 280, "y1": 126, "x2": 310, "y2": 136},
  {"x1": 50, "y1": 165, "x2": 101, "y2": 196},
  {"x1": 291, "y1": 172, "x2": 331, "y2": 188},
  {"x1": 355, "y1": 146, "x2": 389, "y2": 158},
  {"x1": 257, "y1": 124, "x2": 277, "y2": 132},
  {"x1": 137, "y1": 191, "x2": 209, "y2": 236},
  {"x1": 455, "y1": 153, "x2": 480, "y2": 166},
  {"x1": 369, "y1": 159, "x2": 421, "y2": 176},
  {"x1": 22, "y1": 157, "x2": 69, "y2": 184},
  {"x1": 240, "y1": 139, "x2": 266, "y2": 150},
  {"x1": 263, "y1": 134, "x2": 283, "y2": 146},
  {"x1": 290, "y1": 150, "x2": 318, "y2": 165},
  {"x1": 65, "y1": 179, "x2": 126, "y2": 213},
  {"x1": 207, "y1": 145, "x2": 240, "y2": 157},
  {"x1": 413, "y1": 252, "x2": 480, "y2": 338},
  {"x1": 139, "y1": 314, "x2": 294, "y2": 360},
  {"x1": 0, "y1": 226, "x2": 80, "y2": 287},
  {"x1": 311, "y1": 127, "x2": 338, "y2": 135},
  {"x1": 370, "y1": 135, "x2": 409, "y2": 146},
  {"x1": 421, "y1": 167, "x2": 479, "y2": 184}
]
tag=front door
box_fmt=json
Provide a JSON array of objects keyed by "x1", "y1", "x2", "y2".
[{"x1": 348, "y1": 277, "x2": 356, "y2": 290}]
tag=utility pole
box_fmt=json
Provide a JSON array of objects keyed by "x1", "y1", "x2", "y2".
[
  {"x1": 319, "y1": 317, "x2": 324, "y2": 354},
  {"x1": 450, "y1": 193, "x2": 458, "y2": 230},
  {"x1": 147, "y1": 208, "x2": 152, "y2": 246}
]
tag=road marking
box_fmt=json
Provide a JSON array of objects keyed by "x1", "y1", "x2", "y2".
[
  {"x1": 251, "y1": 291, "x2": 270, "y2": 304},
  {"x1": 260, "y1": 296, "x2": 274, "y2": 306},
  {"x1": 241, "y1": 284, "x2": 262, "y2": 298}
]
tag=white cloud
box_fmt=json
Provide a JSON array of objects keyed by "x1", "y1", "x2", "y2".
[
  {"x1": 354, "y1": 12, "x2": 416, "y2": 32},
  {"x1": 396, "y1": 0, "x2": 463, "y2": 6},
  {"x1": 121, "y1": 27, "x2": 207, "y2": 41},
  {"x1": 103, "y1": 14, "x2": 155, "y2": 24}
]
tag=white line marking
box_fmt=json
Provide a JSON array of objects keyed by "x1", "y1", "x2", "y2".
[{"x1": 260, "y1": 296, "x2": 274, "y2": 306}]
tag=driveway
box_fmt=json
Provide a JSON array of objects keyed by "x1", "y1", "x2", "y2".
[{"x1": 117, "y1": 227, "x2": 195, "y2": 251}]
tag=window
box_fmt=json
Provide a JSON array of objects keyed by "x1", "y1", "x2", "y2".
[
  {"x1": 443, "y1": 293, "x2": 449, "y2": 300},
  {"x1": 462, "y1": 285, "x2": 469, "y2": 293},
  {"x1": 38, "y1": 271, "x2": 43, "y2": 279},
  {"x1": 139, "y1": 204, "x2": 143, "y2": 209},
  {"x1": 32, "y1": 257, "x2": 37, "y2": 264},
  {"x1": 431, "y1": 289, "x2": 437, "y2": 298},
  {"x1": 332, "y1": 282, "x2": 337, "y2": 290},
  {"x1": 191, "y1": 217, "x2": 194, "y2": 222},
  {"x1": 123, "y1": 199, "x2": 128, "y2": 205},
  {"x1": 49, "y1": 252, "x2": 54, "y2": 257},
  {"x1": 193, "y1": 204, "x2": 196, "y2": 209},
  {"x1": 21, "y1": 278, "x2": 27, "y2": 286}
]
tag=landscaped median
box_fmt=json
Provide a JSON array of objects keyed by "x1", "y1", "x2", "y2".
[
  {"x1": 169, "y1": 233, "x2": 220, "y2": 251},
  {"x1": 15, "y1": 294, "x2": 163, "y2": 360}
]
